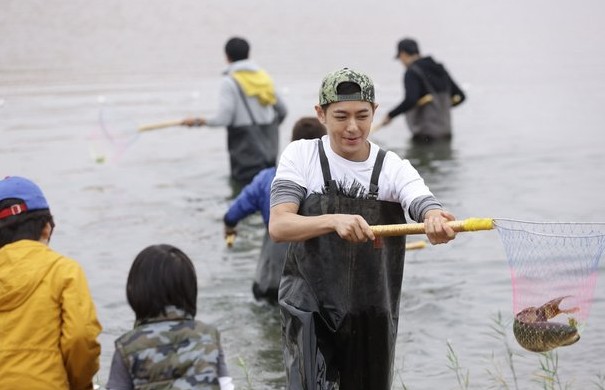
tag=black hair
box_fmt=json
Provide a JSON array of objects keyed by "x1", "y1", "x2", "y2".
[
  {"x1": 126, "y1": 244, "x2": 198, "y2": 321},
  {"x1": 0, "y1": 198, "x2": 54, "y2": 248},
  {"x1": 225, "y1": 37, "x2": 250, "y2": 62},
  {"x1": 291, "y1": 117, "x2": 327, "y2": 141}
]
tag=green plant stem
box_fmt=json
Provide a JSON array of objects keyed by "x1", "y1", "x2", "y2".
[{"x1": 446, "y1": 340, "x2": 470, "y2": 390}]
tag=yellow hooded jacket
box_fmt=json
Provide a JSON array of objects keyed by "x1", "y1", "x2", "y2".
[
  {"x1": 0, "y1": 240, "x2": 102, "y2": 390},
  {"x1": 231, "y1": 69, "x2": 277, "y2": 106}
]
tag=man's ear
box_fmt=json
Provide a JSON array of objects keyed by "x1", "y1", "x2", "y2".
[{"x1": 314, "y1": 105, "x2": 327, "y2": 124}]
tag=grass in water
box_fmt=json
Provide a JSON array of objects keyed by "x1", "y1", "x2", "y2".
[
  {"x1": 439, "y1": 312, "x2": 603, "y2": 390},
  {"x1": 485, "y1": 311, "x2": 519, "y2": 389},
  {"x1": 534, "y1": 351, "x2": 572, "y2": 390},
  {"x1": 446, "y1": 339, "x2": 470, "y2": 390},
  {"x1": 236, "y1": 356, "x2": 254, "y2": 390},
  {"x1": 593, "y1": 373, "x2": 605, "y2": 389}
]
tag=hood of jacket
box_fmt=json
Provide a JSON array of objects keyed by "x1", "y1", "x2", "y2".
[
  {"x1": 225, "y1": 59, "x2": 277, "y2": 106},
  {"x1": 414, "y1": 56, "x2": 447, "y2": 76},
  {"x1": 413, "y1": 56, "x2": 447, "y2": 78},
  {"x1": 0, "y1": 240, "x2": 61, "y2": 311},
  {"x1": 410, "y1": 56, "x2": 452, "y2": 92}
]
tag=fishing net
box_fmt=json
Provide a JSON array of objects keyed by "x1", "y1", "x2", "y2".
[
  {"x1": 494, "y1": 219, "x2": 605, "y2": 352},
  {"x1": 88, "y1": 97, "x2": 141, "y2": 165},
  {"x1": 88, "y1": 92, "x2": 199, "y2": 165}
]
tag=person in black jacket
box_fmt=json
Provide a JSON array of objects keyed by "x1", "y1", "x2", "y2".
[{"x1": 380, "y1": 38, "x2": 466, "y2": 143}]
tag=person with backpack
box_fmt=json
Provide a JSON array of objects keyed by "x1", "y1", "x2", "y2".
[{"x1": 380, "y1": 38, "x2": 466, "y2": 143}]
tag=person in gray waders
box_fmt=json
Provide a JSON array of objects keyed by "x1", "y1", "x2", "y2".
[
  {"x1": 182, "y1": 36, "x2": 288, "y2": 192},
  {"x1": 379, "y1": 37, "x2": 465, "y2": 143},
  {"x1": 269, "y1": 68, "x2": 457, "y2": 389}
]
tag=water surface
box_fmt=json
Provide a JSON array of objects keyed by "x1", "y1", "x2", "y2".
[{"x1": 2, "y1": 1, "x2": 605, "y2": 388}]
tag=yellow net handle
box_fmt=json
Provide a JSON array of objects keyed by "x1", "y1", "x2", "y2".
[
  {"x1": 405, "y1": 240, "x2": 427, "y2": 250},
  {"x1": 138, "y1": 119, "x2": 184, "y2": 132},
  {"x1": 225, "y1": 233, "x2": 236, "y2": 248},
  {"x1": 371, "y1": 218, "x2": 494, "y2": 237}
]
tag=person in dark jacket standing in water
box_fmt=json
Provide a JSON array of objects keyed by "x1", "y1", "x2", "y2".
[
  {"x1": 379, "y1": 38, "x2": 465, "y2": 143},
  {"x1": 269, "y1": 67, "x2": 457, "y2": 390},
  {"x1": 183, "y1": 37, "x2": 288, "y2": 192}
]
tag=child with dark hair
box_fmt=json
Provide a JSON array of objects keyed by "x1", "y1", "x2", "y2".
[
  {"x1": 106, "y1": 244, "x2": 233, "y2": 390},
  {"x1": 223, "y1": 117, "x2": 326, "y2": 304},
  {"x1": 0, "y1": 176, "x2": 102, "y2": 389}
]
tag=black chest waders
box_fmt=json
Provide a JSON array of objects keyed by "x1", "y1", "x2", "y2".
[
  {"x1": 279, "y1": 140, "x2": 407, "y2": 390},
  {"x1": 405, "y1": 64, "x2": 452, "y2": 141},
  {"x1": 227, "y1": 78, "x2": 279, "y2": 187}
]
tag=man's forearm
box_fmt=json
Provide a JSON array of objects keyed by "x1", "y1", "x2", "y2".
[{"x1": 269, "y1": 211, "x2": 336, "y2": 243}]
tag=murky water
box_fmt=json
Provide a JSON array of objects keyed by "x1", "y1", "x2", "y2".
[{"x1": 2, "y1": 1, "x2": 605, "y2": 388}]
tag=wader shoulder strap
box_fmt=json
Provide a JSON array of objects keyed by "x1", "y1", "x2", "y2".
[
  {"x1": 409, "y1": 65, "x2": 445, "y2": 110},
  {"x1": 317, "y1": 139, "x2": 336, "y2": 192},
  {"x1": 368, "y1": 148, "x2": 387, "y2": 200},
  {"x1": 231, "y1": 77, "x2": 258, "y2": 125},
  {"x1": 409, "y1": 65, "x2": 433, "y2": 93}
]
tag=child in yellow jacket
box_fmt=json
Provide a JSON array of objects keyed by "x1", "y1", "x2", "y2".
[{"x1": 0, "y1": 176, "x2": 102, "y2": 390}]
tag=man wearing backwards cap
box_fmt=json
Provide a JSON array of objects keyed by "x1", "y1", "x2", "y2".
[
  {"x1": 0, "y1": 176, "x2": 102, "y2": 390},
  {"x1": 380, "y1": 37, "x2": 466, "y2": 142},
  {"x1": 269, "y1": 68, "x2": 456, "y2": 389}
]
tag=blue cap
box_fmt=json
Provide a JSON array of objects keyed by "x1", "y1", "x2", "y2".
[{"x1": 0, "y1": 176, "x2": 50, "y2": 220}]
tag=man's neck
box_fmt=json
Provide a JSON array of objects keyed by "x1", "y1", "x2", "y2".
[{"x1": 405, "y1": 54, "x2": 421, "y2": 67}]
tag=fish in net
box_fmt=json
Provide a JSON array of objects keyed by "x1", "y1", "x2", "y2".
[
  {"x1": 494, "y1": 219, "x2": 605, "y2": 352},
  {"x1": 370, "y1": 218, "x2": 605, "y2": 352}
]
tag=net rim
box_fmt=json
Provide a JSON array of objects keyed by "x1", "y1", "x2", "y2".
[{"x1": 493, "y1": 218, "x2": 605, "y2": 239}]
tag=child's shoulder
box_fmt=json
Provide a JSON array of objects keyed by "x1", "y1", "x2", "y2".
[
  {"x1": 192, "y1": 319, "x2": 221, "y2": 338},
  {"x1": 116, "y1": 319, "x2": 221, "y2": 352}
]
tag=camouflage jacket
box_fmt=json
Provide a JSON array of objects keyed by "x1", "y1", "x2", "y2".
[{"x1": 115, "y1": 306, "x2": 222, "y2": 390}]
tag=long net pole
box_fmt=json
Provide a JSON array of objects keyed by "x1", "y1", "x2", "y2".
[{"x1": 371, "y1": 218, "x2": 494, "y2": 236}]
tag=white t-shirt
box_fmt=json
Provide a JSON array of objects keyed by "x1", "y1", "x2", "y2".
[{"x1": 273, "y1": 135, "x2": 435, "y2": 218}]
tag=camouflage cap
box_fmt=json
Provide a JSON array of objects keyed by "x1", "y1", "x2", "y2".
[{"x1": 318, "y1": 68, "x2": 375, "y2": 105}]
